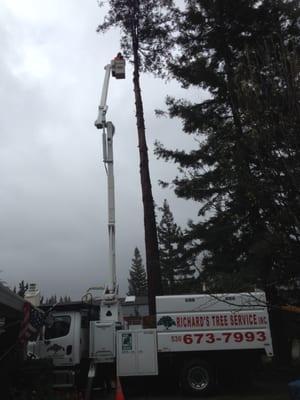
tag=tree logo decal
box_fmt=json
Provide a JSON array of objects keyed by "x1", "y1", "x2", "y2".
[{"x1": 157, "y1": 316, "x2": 176, "y2": 330}]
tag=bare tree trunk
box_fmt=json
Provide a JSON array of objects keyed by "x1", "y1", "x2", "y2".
[{"x1": 131, "y1": 27, "x2": 162, "y2": 315}]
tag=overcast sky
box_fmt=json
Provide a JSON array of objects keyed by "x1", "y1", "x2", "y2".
[{"x1": 0, "y1": 0, "x2": 204, "y2": 299}]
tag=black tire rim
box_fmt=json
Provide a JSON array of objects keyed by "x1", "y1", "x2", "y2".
[{"x1": 187, "y1": 365, "x2": 210, "y2": 392}]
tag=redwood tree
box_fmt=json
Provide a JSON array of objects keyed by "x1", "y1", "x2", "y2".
[{"x1": 97, "y1": 0, "x2": 174, "y2": 313}]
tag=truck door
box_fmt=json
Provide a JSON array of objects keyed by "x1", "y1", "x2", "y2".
[
  {"x1": 39, "y1": 313, "x2": 75, "y2": 367},
  {"x1": 117, "y1": 329, "x2": 158, "y2": 376}
]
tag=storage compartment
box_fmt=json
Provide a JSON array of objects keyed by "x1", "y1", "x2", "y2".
[
  {"x1": 89, "y1": 321, "x2": 116, "y2": 363},
  {"x1": 117, "y1": 329, "x2": 158, "y2": 376}
]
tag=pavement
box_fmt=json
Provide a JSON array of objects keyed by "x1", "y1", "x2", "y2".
[{"x1": 94, "y1": 377, "x2": 290, "y2": 400}]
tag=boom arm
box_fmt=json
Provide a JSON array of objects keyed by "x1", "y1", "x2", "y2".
[
  {"x1": 95, "y1": 64, "x2": 111, "y2": 130},
  {"x1": 94, "y1": 54, "x2": 125, "y2": 296},
  {"x1": 95, "y1": 53, "x2": 125, "y2": 130}
]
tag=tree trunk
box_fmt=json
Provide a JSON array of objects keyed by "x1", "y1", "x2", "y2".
[{"x1": 131, "y1": 28, "x2": 162, "y2": 315}]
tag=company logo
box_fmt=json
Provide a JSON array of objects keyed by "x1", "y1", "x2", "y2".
[
  {"x1": 47, "y1": 343, "x2": 65, "y2": 353},
  {"x1": 157, "y1": 316, "x2": 176, "y2": 330}
]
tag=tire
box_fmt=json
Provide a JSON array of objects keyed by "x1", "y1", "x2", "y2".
[{"x1": 180, "y1": 359, "x2": 214, "y2": 396}]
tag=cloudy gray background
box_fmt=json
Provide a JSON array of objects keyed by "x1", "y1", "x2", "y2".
[{"x1": 0, "y1": 0, "x2": 203, "y2": 299}]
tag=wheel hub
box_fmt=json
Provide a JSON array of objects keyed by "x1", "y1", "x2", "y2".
[{"x1": 187, "y1": 365, "x2": 209, "y2": 391}]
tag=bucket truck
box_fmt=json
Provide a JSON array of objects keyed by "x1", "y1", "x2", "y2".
[
  {"x1": 28, "y1": 54, "x2": 126, "y2": 388},
  {"x1": 28, "y1": 53, "x2": 274, "y2": 396}
]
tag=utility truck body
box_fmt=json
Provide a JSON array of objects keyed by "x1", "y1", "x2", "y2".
[
  {"x1": 29, "y1": 291, "x2": 273, "y2": 394},
  {"x1": 114, "y1": 291, "x2": 273, "y2": 394},
  {"x1": 155, "y1": 292, "x2": 273, "y2": 355}
]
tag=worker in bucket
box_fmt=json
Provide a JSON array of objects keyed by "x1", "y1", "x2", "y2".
[{"x1": 111, "y1": 53, "x2": 125, "y2": 79}]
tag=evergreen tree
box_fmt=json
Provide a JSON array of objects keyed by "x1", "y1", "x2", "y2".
[
  {"x1": 45, "y1": 294, "x2": 57, "y2": 305},
  {"x1": 63, "y1": 295, "x2": 71, "y2": 303},
  {"x1": 127, "y1": 247, "x2": 148, "y2": 296},
  {"x1": 157, "y1": 199, "x2": 195, "y2": 293},
  {"x1": 58, "y1": 295, "x2": 71, "y2": 303},
  {"x1": 97, "y1": 0, "x2": 175, "y2": 313},
  {"x1": 155, "y1": 1, "x2": 300, "y2": 296}
]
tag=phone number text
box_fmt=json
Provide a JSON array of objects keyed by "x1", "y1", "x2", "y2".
[{"x1": 171, "y1": 331, "x2": 267, "y2": 344}]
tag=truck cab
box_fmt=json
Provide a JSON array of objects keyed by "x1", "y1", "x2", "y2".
[{"x1": 29, "y1": 302, "x2": 99, "y2": 368}]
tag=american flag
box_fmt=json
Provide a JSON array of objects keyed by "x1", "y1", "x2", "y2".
[{"x1": 19, "y1": 302, "x2": 44, "y2": 344}]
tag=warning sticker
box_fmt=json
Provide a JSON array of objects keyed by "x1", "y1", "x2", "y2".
[{"x1": 121, "y1": 333, "x2": 132, "y2": 352}]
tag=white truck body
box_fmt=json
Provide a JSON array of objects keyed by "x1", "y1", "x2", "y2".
[
  {"x1": 29, "y1": 292, "x2": 273, "y2": 394},
  {"x1": 155, "y1": 292, "x2": 273, "y2": 357},
  {"x1": 115, "y1": 292, "x2": 273, "y2": 381}
]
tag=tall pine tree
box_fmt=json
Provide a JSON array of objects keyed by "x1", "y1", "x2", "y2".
[
  {"x1": 45, "y1": 294, "x2": 57, "y2": 305},
  {"x1": 155, "y1": 0, "x2": 300, "y2": 297},
  {"x1": 158, "y1": 199, "x2": 195, "y2": 294},
  {"x1": 127, "y1": 247, "x2": 148, "y2": 296},
  {"x1": 97, "y1": 0, "x2": 175, "y2": 313}
]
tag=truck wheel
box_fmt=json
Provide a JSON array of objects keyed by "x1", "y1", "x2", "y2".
[{"x1": 180, "y1": 359, "x2": 214, "y2": 396}]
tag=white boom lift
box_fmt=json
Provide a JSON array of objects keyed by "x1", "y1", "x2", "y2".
[
  {"x1": 94, "y1": 53, "x2": 125, "y2": 322},
  {"x1": 27, "y1": 54, "x2": 274, "y2": 397}
]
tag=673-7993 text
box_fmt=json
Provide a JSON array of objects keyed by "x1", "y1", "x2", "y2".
[{"x1": 171, "y1": 331, "x2": 267, "y2": 344}]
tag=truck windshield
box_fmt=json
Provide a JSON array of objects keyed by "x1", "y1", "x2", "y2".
[{"x1": 45, "y1": 315, "x2": 71, "y2": 339}]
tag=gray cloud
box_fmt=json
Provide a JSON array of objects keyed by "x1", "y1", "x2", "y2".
[{"x1": 0, "y1": 0, "x2": 203, "y2": 299}]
